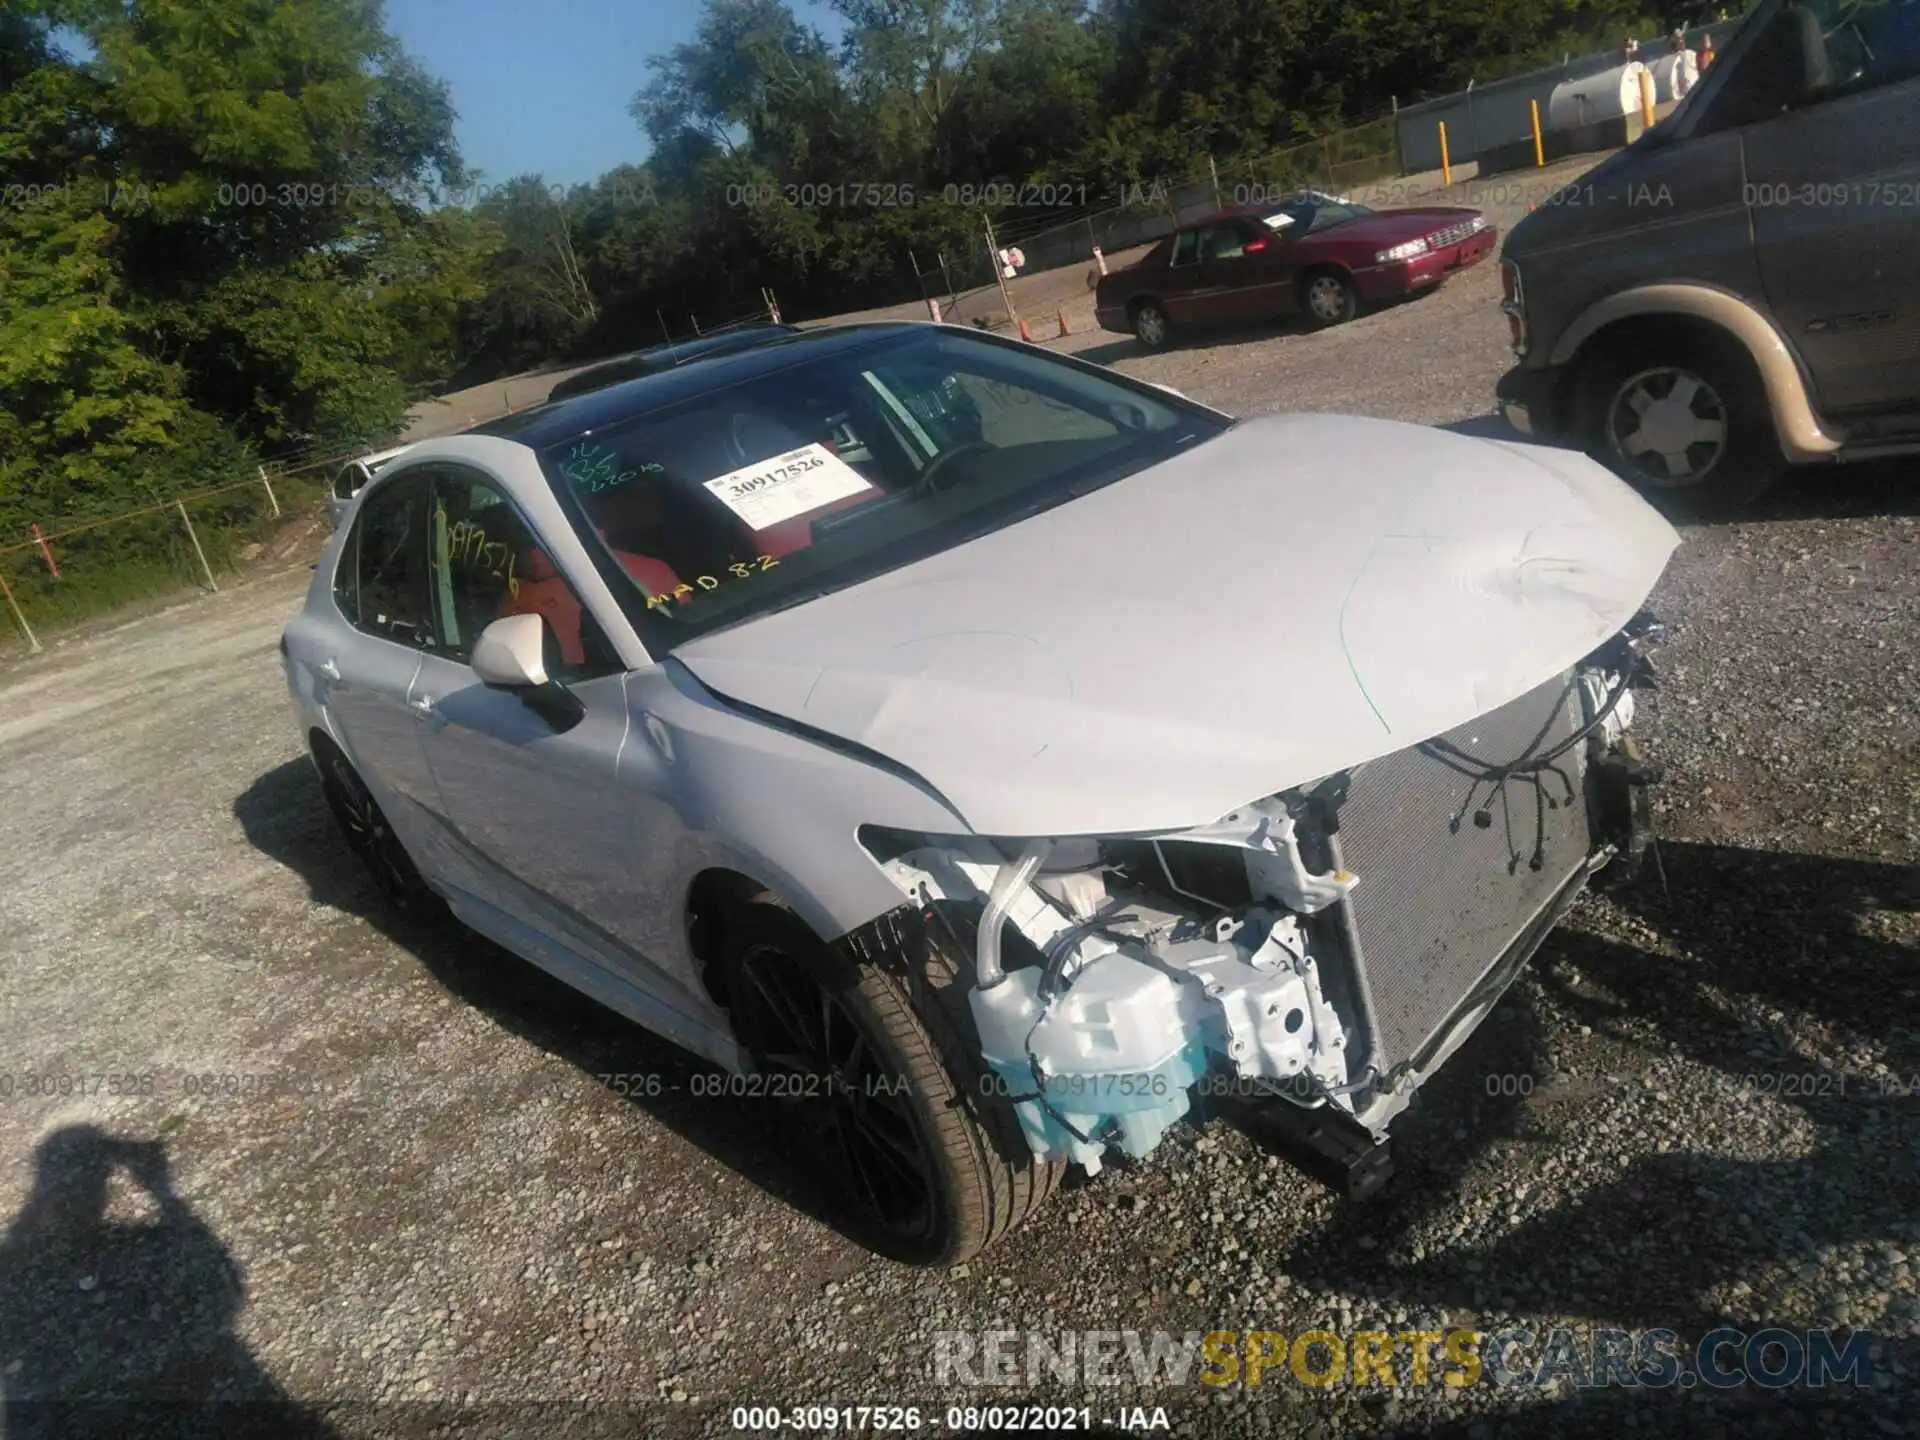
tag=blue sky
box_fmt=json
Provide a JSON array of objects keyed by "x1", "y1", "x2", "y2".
[{"x1": 385, "y1": 0, "x2": 844, "y2": 191}]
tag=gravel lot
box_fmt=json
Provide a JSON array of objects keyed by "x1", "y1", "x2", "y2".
[{"x1": 2, "y1": 177, "x2": 1916, "y2": 1439}]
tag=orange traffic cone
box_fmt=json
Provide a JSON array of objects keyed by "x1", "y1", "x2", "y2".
[
  {"x1": 1018, "y1": 316, "x2": 1034, "y2": 343},
  {"x1": 1056, "y1": 306, "x2": 1070, "y2": 337}
]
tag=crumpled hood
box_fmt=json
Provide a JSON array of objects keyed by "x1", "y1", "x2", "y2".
[{"x1": 676, "y1": 414, "x2": 1680, "y2": 837}]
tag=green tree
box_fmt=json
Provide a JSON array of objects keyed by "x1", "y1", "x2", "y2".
[
  {"x1": 0, "y1": 192, "x2": 192, "y2": 518},
  {"x1": 3, "y1": 0, "x2": 471, "y2": 482},
  {"x1": 461, "y1": 0, "x2": 1679, "y2": 382}
]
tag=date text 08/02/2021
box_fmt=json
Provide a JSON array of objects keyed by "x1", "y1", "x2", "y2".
[{"x1": 729, "y1": 1405, "x2": 1169, "y2": 1432}]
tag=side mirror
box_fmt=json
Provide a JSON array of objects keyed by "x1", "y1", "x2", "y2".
[
  {"x1": 472, "y1": 614, "x2": 585, "y2": 731},
  {"x1": 472, "y1": 614, "x2": 549, "y2": 689}
]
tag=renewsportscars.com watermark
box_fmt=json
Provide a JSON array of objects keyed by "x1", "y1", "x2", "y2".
[{"x1": 933, "y1": 1326, "x2": 1876, "y2": 1391}]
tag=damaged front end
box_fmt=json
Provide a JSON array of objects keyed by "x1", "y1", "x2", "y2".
[{"x1": 857, "y1": 616, "x2": 1664, "y2": 1193}]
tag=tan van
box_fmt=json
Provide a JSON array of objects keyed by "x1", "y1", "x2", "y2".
[{"x1": 1496, "y1": 0, "x2": 1920, "y2": 511}]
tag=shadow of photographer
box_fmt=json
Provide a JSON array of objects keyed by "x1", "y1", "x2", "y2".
[{"x1": 0, "y1": 1125, "x2": 337, "y2": 1439}]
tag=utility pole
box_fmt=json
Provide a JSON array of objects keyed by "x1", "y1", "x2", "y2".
[
  {"x1": 0, "y1": 566, "x2": 39, "y2": 653},
  {"x1": 909, "y1": 252, "x2": 940, "y2": 322},
  {"x1": 983, "y1": 214, "x2": 1019, "y2": 333}
]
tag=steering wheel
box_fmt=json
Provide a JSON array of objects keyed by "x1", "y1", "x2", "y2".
[{"x1": 912, "y1": 441, "x2": 995, "y2": 497}]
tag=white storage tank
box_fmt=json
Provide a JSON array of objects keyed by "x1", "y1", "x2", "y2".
[
  {"x1": 1648, "y1": 48, "x2": 1700, "y2": 102},
  {"x1": 1548, "y1": 61, "x2": 1654, "y2": 129}
]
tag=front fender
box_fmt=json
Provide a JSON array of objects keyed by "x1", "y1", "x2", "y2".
[
  {"x1": 1550, "y1": 282, "x2": 1844, "y2": 462},
  {"x1": 623, "y1": 660, "x2": 974, "y2": 950}
]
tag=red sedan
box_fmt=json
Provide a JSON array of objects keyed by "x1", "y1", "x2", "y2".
[{"x1": 1094, "y1": 191, "x2": 1497, "y2": 350}]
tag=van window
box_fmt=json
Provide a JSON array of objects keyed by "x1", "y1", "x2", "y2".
[{"x1": 1809, "y1": 0, "x2": 1920, "y2": 93}]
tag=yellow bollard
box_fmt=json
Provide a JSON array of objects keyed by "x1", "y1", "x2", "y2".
[
  {"x1": 1639, "y1": 68, "x2": 1656, "y2": 129},
  {"x1": 1439, "y1": 121, "x2": 1451, "y2": 185},
  {"x1": 1531, "y1": 99, "x2": 1545, "y2": 167}
]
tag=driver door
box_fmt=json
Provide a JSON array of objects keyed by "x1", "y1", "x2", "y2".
[
  {"x1": 1194, "y1": 219, "x2": 1292, "y2": 322},
  {"x1": 408, "y1": 465, "x2": 704, "y2": 1015}
]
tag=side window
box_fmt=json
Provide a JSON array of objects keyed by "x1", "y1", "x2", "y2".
[
  {"x1": 427, "y1": 470, "x2": 621, "y2": 682},
  {"x1": 1199, "y1": 224, "x2": 1248, "y2": 261},
  {"x1": 338, "y1": 474, "x2": 432, "y2": 648},
  {"x1": 1170, "y1": 230, "x2": 1201, "y2": 267},
  {"x1": 1813, "y1": 0, "x2": 1920, "y2": 94},
  {"x1": 1709, "y1": 0, "x2": 1920, "y2": 128}
]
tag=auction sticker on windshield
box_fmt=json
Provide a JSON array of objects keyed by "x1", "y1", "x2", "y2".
[{"x1": 704, "y1": 443, "x2": 874, "y2": 531}]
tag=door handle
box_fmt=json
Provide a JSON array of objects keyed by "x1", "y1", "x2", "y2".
[{"x1": 318, "y1": 659, "x2": 341, "y2": 682}]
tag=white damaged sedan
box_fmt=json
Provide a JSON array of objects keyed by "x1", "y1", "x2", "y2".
[{"x1": 283, "y1": 321, "x2": 1678, "y2": 1264}]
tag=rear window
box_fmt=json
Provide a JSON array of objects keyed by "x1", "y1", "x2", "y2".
[{"x1": 535, "y1": 328, "x2": 1227, "y2": 653}]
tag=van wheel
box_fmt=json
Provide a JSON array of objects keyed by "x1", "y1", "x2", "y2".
[
  {"x1": 1577, "y1": 335, "x2": 1786, "y2": 514},
  {"x1": 721, "y1": 897, "x2": 1062, "y2": 1266},
  {"x1": 1131, "y1": 300, "x2": 1172, "y2": 351}
]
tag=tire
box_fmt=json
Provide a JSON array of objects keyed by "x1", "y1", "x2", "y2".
[
  {"x1": 1300, "y1": 268, "x2": 1358, "y2": 329},
  {"x1": 1131, "y1": 299, "x2": 1172, "y2": 351},
  {"x1": 1575, "y1": 332, "x2": 1787, "y2": 515},
  {"x1": 312, "y1": 739, "x2": 442, "y2": 918},
  {"x1": 721, "y1": 896, "x2": 1062, "y2": 1266}
]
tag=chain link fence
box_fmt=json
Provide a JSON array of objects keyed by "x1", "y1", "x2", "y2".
[{"x1": 0, "y1": 444, "x2": 364, "y2": 659}]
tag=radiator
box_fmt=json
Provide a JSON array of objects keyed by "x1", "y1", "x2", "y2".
[{"x1": 1336, "y1": 670, "x2": 1593, "y2": 1072}]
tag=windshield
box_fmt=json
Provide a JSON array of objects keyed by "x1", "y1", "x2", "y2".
[
  {"x1": 536, "y1": 328, "x2": 1228, "y2": 652},
  {"x1": 1652, "y1": 0, "x2": 1913, "y2": 136},
  {"x1": 1654, "y1": 6, "x2": 1760, "y2": 133}
]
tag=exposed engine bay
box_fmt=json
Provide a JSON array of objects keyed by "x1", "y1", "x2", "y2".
[{"x1": 858, "y1": 616, "x2": 1663, "y2": 1183}]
